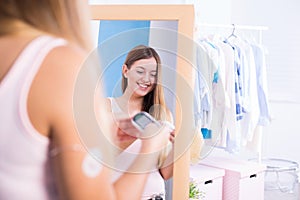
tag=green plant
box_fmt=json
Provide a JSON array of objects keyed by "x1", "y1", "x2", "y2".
[{"x1": 189, "y1": 180, "x2": 205, "y2": 200}]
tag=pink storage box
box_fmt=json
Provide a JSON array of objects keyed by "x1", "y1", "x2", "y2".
[
  {"x1": 190, "y1": 164, "x2": 225, "y2": 200},
  {"x1": 200, "y1": 157, "x2": 266, "y2": 200}
]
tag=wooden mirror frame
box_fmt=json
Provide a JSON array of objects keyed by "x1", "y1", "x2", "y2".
[{"x1": 90, "y1": 5, "x2": 195, "y2": 200}]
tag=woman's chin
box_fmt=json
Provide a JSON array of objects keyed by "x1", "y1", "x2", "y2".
[{"x1": 135, "y1": 89, "x2": 149, "y2": 96}]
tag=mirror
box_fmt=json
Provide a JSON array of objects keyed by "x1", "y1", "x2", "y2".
[{"x1": 90, "y1": 5, "x2": 195, "y2": 200}]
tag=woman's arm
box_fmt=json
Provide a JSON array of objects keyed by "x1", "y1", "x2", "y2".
[
  {"x1": 159, "y1": 109, "x2": 175, "y2": 180},
  {"x1": 158, "y1": 128, "x2": 175, "y2": 180},
  {"x1": 112, "y1": 119, "x2": 172, "y2": 200}
]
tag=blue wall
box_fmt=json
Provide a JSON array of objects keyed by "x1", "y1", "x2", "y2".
[{"x1": 98, "y1": 20, "x2": 150, "y2": 97}]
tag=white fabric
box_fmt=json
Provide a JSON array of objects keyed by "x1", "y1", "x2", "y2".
[{"x1": 194, "y1": 33, "x2": 270, "y2": 154}]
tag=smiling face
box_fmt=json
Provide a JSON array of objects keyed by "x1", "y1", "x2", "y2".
[
  {"x1": 123, "y1": 57, "x2": 157, "y2": 97},
  {"x1": 121, "y1": 45, "x2": 164, "y2": 114}
]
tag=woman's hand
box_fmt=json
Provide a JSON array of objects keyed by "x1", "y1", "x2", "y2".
[
  {"x1": 160, "y1": 121, "x2": 175, "y2": 144},
  {"x1": 169, "y1": 130, "x2": 175, "y2": 144},
  {"x1": 115, "y1": 116, "x2": 141, "y2": 139},
  {"x1": 115, "y1": 115, "x2": 174, "y2": 154}
]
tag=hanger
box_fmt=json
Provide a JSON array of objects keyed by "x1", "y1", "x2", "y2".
[
  {"x1": 223, "y1": 24, "x2": 238, "y2": 44},
  {"x1": 227, "y1": 24, "x2": 237, "y2": 39}
]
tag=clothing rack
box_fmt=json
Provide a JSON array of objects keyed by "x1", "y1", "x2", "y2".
[
  {"x1": 195, "y1": 23, "x2": 269, "y2": 45},
  {"x1": 195, "y1": 23, "x2": 269, "y2": 163}
]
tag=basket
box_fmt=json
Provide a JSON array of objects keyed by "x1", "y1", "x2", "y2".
[{"x1": 263, "y1": 158, "x2": 299, "y2": 193}]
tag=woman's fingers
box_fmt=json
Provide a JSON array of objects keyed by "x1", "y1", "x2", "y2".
[
  {"x1": 115, "y1": 117, "x2": 142, "y2": 137},
  {"x1": 169, "y1": 132, "x2": 175, "y2": 144}
]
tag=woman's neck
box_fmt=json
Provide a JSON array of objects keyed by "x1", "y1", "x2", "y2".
[
  {"x1": 0, "y1": 19, "x2": 42, "y2": 37},
  {"x1": 118, "y1": 90, "x2": 144, "y2": 116}
]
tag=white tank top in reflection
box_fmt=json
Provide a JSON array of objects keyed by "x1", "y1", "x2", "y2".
[{"x1": 108, "y1": 97, "x2": 165, "y2": 199}]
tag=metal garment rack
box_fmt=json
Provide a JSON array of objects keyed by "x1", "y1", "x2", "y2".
[
  {"x1": 195, "y1": 23, "x2": 269, "y2": 163},
  {"x1": 196, "y1": 23, "x2": 269, "y2": 45}
]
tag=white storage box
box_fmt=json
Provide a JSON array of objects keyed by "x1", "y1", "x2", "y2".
[
  {"x1": 190, "y1": 164, "x2": 225, "y2": 200},
  {"x1": 200, "y1": 157, "x2": 266, "y2": 200}
]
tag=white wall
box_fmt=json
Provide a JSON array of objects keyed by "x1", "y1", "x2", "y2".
[
  {"x1": 230, "y1": 0, "x2": 300, "y2": 169},
  {"x1": 191, "y1": 0, "x2": 232, "y2": 24}
]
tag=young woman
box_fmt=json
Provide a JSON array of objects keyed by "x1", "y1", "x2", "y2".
[
  {"x1": 105, "y1": 45, "x2": 175, "y2": 200},
  {"x1": 0, "y1": 1, "x2": 171, "y2": 200}
]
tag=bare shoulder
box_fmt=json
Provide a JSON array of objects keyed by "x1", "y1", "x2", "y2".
[
  {"x1": 28, "y1": 43, "x2": 90, "y2": 136},
  {"x1": 103, "y1": 98, "x2": 112, "y2": 110},
  {"x1": 32, "y1": 43, "x2": 88, "y2": 105},
  {"x1": 44, "y1": 44, "x2": 87, "y2": 76}
]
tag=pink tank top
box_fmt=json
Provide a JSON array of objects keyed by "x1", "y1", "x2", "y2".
[{"x1": 0, "y1": 36, "x2": 67, "y2": 200}]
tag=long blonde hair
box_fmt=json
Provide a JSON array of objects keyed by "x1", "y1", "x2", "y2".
[{"x1": 0, "y1": 0, "x2": 92, "y2": 50}]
